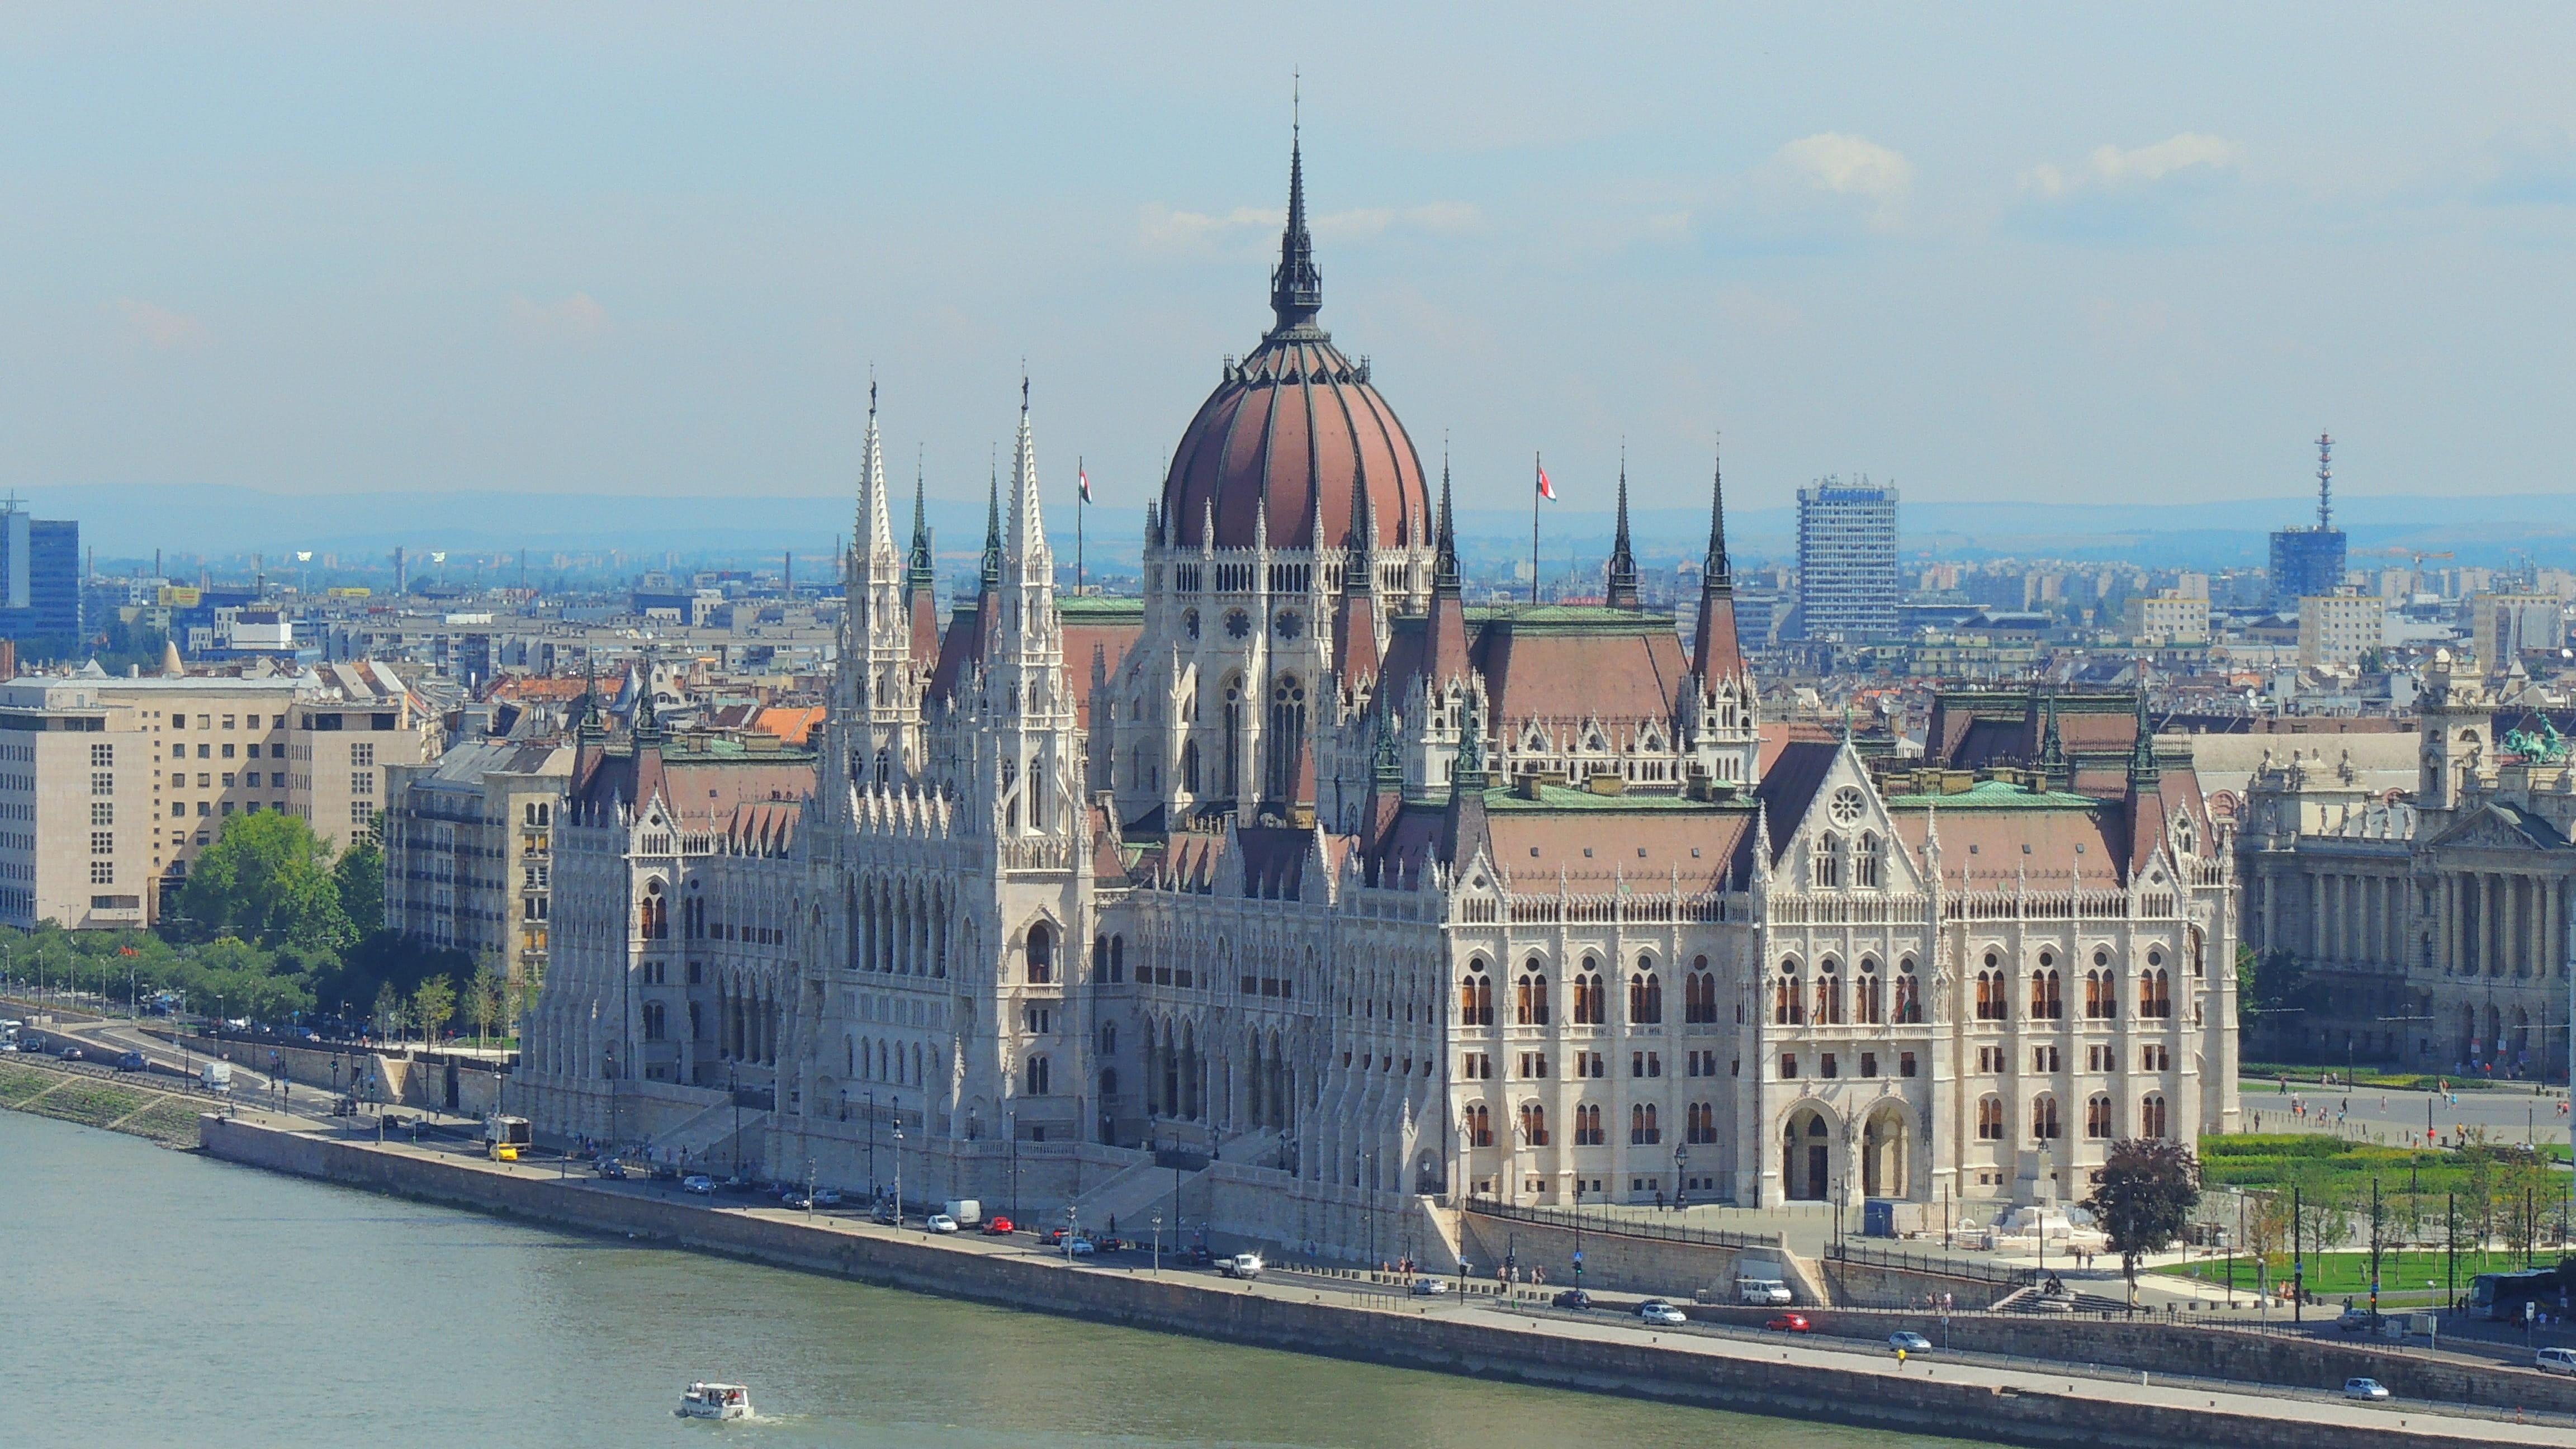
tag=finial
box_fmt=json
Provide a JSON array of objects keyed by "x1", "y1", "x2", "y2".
[
  {"x1": 1270, "y1": 107, "x2": 1323, "y2": 334},
  {"x1": 868, "y1": 366, "x2": 877, "y2": 417},
  {"x1": 1022, "y1": 364, "x2": 1030, "y2": 414}
]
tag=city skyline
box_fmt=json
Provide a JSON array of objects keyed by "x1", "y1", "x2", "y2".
[{"x1": 4, "y1": 6, "x2": 2575, "y2": 522}]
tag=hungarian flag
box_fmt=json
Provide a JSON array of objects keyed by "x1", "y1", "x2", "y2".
[
  {"x1": 1078, "y1": 460, "x2": 1092, "y2": 503},
  {"x1": 1536, "y1": 458, "x2": 1556, "y2": 500}
]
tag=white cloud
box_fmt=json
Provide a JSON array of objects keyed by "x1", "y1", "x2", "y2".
[
  {"x1": 1137, "y1": 204, "x2": 1276, "y2": 254},
  {"x1": 2026, "y1": 134, "x2": 2243, "y2": 197},
  {"x1": 506, "y1": 292, "x2": 612, "y2": 344},
  {"x1": 1752, "y1": 132, "x2": 1915, "y2": 232},
  {"x1": 110, "y1": 297, "x2": 210, "y2": 351}
]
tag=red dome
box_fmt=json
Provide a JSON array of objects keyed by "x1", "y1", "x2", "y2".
[{"x1": 1158, "y1": 138, "x2": 1432, "y2": 553}]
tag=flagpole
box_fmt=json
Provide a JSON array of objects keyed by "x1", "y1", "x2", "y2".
[
  {"x1": 1531, "y1": 452, "x2": 1542, "y2": 606},
  {"x1": 1076, "y1": 454, "x2": 1085, "y2": 596}
]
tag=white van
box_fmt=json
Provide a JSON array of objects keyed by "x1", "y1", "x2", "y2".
[
  {"x1": 1738, "y1": 1278, "x2": 1793, "y2": 1306},
  {"x1": 2538, "y1": 1347, "x2": 2576, "y2": 1376}
]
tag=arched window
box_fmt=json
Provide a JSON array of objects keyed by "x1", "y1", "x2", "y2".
[
  {"x1": 2142, "y1": 1093, "x2": 2169, "y2": 1139},
  {"x1": 2030, "y1": 968, "x2": 2062, "y2": 1020},
  {"x1": 1629, "y1": 964, "x2": 1663, "y2": 1025},
  {"x1": 2147, "y1": 969, "x2": 2172, "y2": 1018},
  {"x1": 2032, "y1": 1094, "x2": 2061, "y2": 1141},
  {"x1": 1518, "y1": 1101, "x2": 1550, "y2": 1147},
  {"x1": 1465, "y1": 1102, "x2": 1493, "y2": 1148},
  {"x1": 1976, "y1": 1095, "x2": 2004, "y2": 1140},
  {"x1": 1093, "y1": 934, "x2": 1108, "y2": 983},
  {"x1": 641, "y1": 878, "x2": 667, "y2": 939},
  {"x1": 1574, "y1": 1104, "x2": 1604, "y2": 1145},
  {"x1": 642, "y1": 1001, "x2": 666, "y2": 1041},
  {"x1": 1774, "y1": 961, "x2": 1803, "y2": 1025},
  {"x1": 1461, "y1": 959, "x2": 1495, "y2": 1026},
  {"x1": 1814, "y1": 961, "x2": 1843, "y2": 1025},
  {"x1": 1687, "y1": 956, "x2": 1717, "y2": 1024},
  {"x1": 1181, "y1": 739, "x2": 1200, "y2": 795},
  {"x1": 2085, "y1": 1093, "x2": 2113, "y2": 1139},
  {"x1": 1110, "y1": 935, "x2": 1125, "y2": 983},
  {"x1": 1265, "y1": 674, "x2": 1308, "y2": 801},
  {"x1": 1857, "y1": 959, "x2": 1883, "y2": 1025},
  {"x1": 1812, "y1": 833, "x2": 1840, "y2": 889},
  {"x1": 1027, "y1": 923, "x2": 1054, "y2": 986},
  {"x1": 1516, "y1": 960, "x2": 1550, "y2": 1026},
  {"x1": 1573, "y1": 962, "x2": 1605, "y2": 1025},
  {"x1": 1687, "y1": 1101, "x2": 1717, "y2": 1144},
  {"x1": 1629, "y1": 1102, "x2": 1660, "y2": 1145},
  {"x1": 1854, "y1": 832, "x2": 1880, "y2": 888},
  {"x1": 1895, "y1": 958, "x2": 1922, "y2": 1024},
  {"x1": 1976, "y1": 951, "x2": 2007, "y2": 1021},
  {"x1": 1027, "y1": 1055, "x2": 1052, "y2": 1096}
]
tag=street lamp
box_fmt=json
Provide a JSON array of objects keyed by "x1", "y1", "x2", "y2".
[
  {"x1": 1151, "y1": 1210, "x2": 1162, "y2": 1273},
  {"x1": 892, "y1": 1110, "x2": 905, "y2": 1230},
  {"x1": 865, "y1": 1089, "x2": 878, "y2": 1199},
  {"x1": 1674, "y1": 1143, "x2": 1689, "y2": 1211},
  {"x1": 1361, "y1": 1150, "x2": 1375, "y2": 1270}
]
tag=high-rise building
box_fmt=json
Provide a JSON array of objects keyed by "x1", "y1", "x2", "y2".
[
  {"x1": 0, "y1": 504, "x2": 82, "y2": 654},
  {"x1": 1794, "y1": 476, "x2": 1898, "y2": 639},
  {"x1": 2267, "y1": 434, "x2": 2346, "y2": 613}
]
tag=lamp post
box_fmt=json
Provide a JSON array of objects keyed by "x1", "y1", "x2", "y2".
[
  {"x1": 1674, "y1": 1142, "x2": 1689, "y2": 1211},
  {"x1": 893, "y1": 1112, "x2": 905, "y2": 1230},
  {"x1": 1151, "y1": 1210, "x2": 1162, "y2": 1275},
  {"x1": 1009, "y1": 1109, "x2": 1020, "y2": 1224},
  {"x1": 1571, "y1": 1175, "x2": 1584, "y2": 1291},
  {"x1": 865, "y1": 1089, "x2": 878, "y2": 1200},
  {"x1": 728, "y1": 1064, "x2": 741, "y2": 1183},
  {"x1": 1362, "y1": 1150, "x2": 1375, "y2": 1270}
]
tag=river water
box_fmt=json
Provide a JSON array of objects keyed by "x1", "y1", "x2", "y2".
[{"x1": 1, "y1": 1110, "x2": 1996, "y2": 1448}]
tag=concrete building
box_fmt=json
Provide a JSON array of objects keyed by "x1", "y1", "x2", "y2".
[
  {"x1": 1796, "y1": 478, "x2": 1899, "y2": 641},
  {"x1": 514, "y1": 144, "x2": 2237, "y2": 1259},
  {"x1": 2123, "y1": 591, "x2": 2212, "y2": 647},
  {"x1": 2297, "y1": 593, "x2": 2385, "y2": 667},
  {"x1": 2267, "y1": 435, "x2": 2346, "y2": 613},
  {"x1": 382, "y1": 738, "x2": 573, "y2": 987},
  {"x1": 0, "y1": 661, "x2": 433, "y2": 929},
  {"x1": 0, "y1": 504, "x2": 82, "y2": 654},
  {"x1": 2238, "y1": 651, "x2": 2574, "y2": 1079},
  {"x1": 2469, "y1": 594, "x2": 2567, "y2": 673}
]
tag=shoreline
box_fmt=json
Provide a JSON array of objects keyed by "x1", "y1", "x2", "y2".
[{"x1": 190, "y1": 1112, "x2": 2550, "y2": 1449}]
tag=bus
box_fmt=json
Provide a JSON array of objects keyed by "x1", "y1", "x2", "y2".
[{"x1": 2468, "y1": 1269, "x2": 2566, "y2": 1322}]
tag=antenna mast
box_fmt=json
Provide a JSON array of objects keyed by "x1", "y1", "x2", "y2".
[{"x1": 2315, "y1": 431, "x2": 2334, "y2": 532}]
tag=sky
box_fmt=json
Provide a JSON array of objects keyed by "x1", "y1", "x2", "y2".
[{"x1": 3, "y1": 3, "x2": 2574, "y2": 533}]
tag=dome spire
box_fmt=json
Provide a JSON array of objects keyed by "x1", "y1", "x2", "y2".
[{"x1": 1270, "y1": 85, "x2": 1323, "y2": 337}]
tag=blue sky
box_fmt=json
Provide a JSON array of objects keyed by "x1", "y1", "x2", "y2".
[{"x1": 4, "y1": 3, "x2": 2573, "y2": 528}]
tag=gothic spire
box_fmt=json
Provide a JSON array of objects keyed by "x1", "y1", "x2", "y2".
[
  {"x1": 1007, "y1": 377, "x2": 1048, "y2": 567},
  {"x1": 2038, "y1": 690, "x2": 2066, "y2": 782},
  {"x1": 1606, "y1": 444, "x2": 1640, "y2": 608},
  {"x1": 1704, "y1": 437, "x2": 1732, "y2": 588},
  {"x1": 1269, "y1": 112, "x2": 1323, "y2": 335},
  {"x1": 906, "y1": 455, "x2": 935, "y2": 593},
  {"x1": 2128, "y1": 678, "x2": 2161, "y2": 788},
  {"x1": 1433, "y1": 447, "x2": 1460, "y2": 594},
  {"x1": 980, "y1": 451, "x2": 1003, "y2": 592}
]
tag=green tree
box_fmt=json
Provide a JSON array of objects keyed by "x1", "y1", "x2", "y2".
[
  {"x1": 2083, "y1": 1138, "x2": 2203, "y2": 1301},
  {"x1": 372, "y1": 981, "x2": 402, "y2": 1041},
  {"x1": 176, "y1": 812, "x2": 354, "y2": 955},
  {"x1": 411, "y1": 974, "x2": 456, "y2": 1047},
  {"x1": 334, "y1": 835, "x2": 384, "y2": 937},
  {"x1": 467, "y1": 958, "x2": 503, "y2": 1051}
]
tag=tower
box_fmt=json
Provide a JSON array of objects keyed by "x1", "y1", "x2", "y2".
[
  {"x1": 1605, "y1": 450, "x2": 1640, "y2": 609},
  {"x1": 831, "y1": 381, "x2": 918, "y2": 798},
  {"x1": 1686, "y1": 443, "x2": 1761, "y2": 789}
]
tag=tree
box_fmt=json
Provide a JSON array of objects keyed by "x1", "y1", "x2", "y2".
[
  {"x1": 334, "y1": 836, "x2": 384, "y2": 937},
  {"x1": 467, "y1": 958, "x2": 503, "y2": 1052},
  {"x1": 372, "y1": 981, "x2": 402, "y2": 1042},
  {"x1": 176, "y1": 812, "x2": 354, "y2": 955},
  {"x1": 411, "y1": 974, "x2": 456, "y2": 1048},
  {"x1": 2082, "y1": 1138, "x2": 2203, "y2": 1301}
]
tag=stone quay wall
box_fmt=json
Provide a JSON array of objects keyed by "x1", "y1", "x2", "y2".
[{"x1": 196, "y1": 1116, "x2": 2513, "y2": 1449}]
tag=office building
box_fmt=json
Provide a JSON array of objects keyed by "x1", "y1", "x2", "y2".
[
  {"x1": 1795, "y1": 477, "x2": 1899, "y2": 639},
  {"x1": 2267, "y1": 434, "x2": 2347, "y2": 612},
  {"x1": 0, "y1": 504, "x2": 82, "y2": 654}
]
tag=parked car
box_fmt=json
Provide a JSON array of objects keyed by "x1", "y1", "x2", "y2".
[
  {"x1": 1551, "y1": 1289, "x2": 1593, "y2": 1310},
  {"x1": 870, "y1": 1202, "x2": 898, "y2": 1225},
  {"x1": 1640, "y1": 1301, "x2": 1689, "y2": 1327},
  {"x1": 1765, "y1": 1313, "x2": 1812, "y2": 1333},
  {"x1": 1888, "y1": 1331, "x2": 1933, "y2": 1353},
  {"x1": 595, "y1": 1158, "x2": 628, "y2": 1180},
  {"x1": 57, "y1": 1045, "x2": 83, "y2": 1061},
  {"x1": 812, "y1": 1188, "x2": 843, "y2": 1207},
  {"x1": 1067, "y1": 1238, "x2": 1096, "y2": 1258},
  {"x1": 2342, "y1": 1377, "x2": 2390, "y2": 1401},
  {"x1": 780, "y1": 1192, "x2": 813, "y2": 1210},
  {"x1": 1737, "y1": 1278, "x2": 1793, "y2": 1306},
  {"x1": 2537, "y1": 1347, "x2": 2576, "y2": 1376},
  {"x1": 681, "y1": 1175, "x2": 714, "y2": 1195},
  {"x1": 113, "y1": 1051, "x2": 148, "y2": 1073},
  {"x1": 981, "y1": 1215, "x2": 1016, "y2": 1235},
  {"x1": 1410, "y1": 1277, "x2": 1451, "y2": 1296},
  {"x1": 2336, "y1": 1306, "x2": 2374, "y2": 1333},
  {"x1": 925, "y1": 1213, "x2": 960, "y2": 1234}
]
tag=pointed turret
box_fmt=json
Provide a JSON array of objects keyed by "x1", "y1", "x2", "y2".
[
  {"x1": 1006, "y1": 378, "x2": 1050, "y2": 572},
  {"x1": 979, "y1": 462, "x2": 1003, "y2": 593},
  {"x1": 2037, "y1": 690, "x2": 2067, "y2": 787},
  {"x1": 1331, "y1": 457, "x2": 1384, "y2": 684},
  {"x1": 2127, "y1": 681, "x2": 2161, "y2": 789},
  {"x1": 906, "y1": 463, "x2": 942, "y2": 664},
  {"x1": 1269, "y1": 123, "x2": 1323, "y2": 336},
  {"x1": 1690, "y1": 444, "x2": 1746, "y2": 680},
  {"x1": 1420, "y1": 453, "x2": 1470, "y2": 688},
  {"x1": 1606, "y1": 449, "x2": 1640, "y2": 608}
]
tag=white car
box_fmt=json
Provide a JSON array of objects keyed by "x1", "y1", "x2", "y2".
[
  {"x1": 2342, "y1": 1377, "x2": 2390, "y2": 1401},
  {"x1": 1410, "y1": 1277, "x2": 1451, "y2": 1296},
  {"x1": 925, "y1": 1213, "x2": 960, "y2": 1234},
  {"x1": 1067, "y1": 1237, "x2": 1096, "y2": 1257},
  {"x1": 681, "y1": 1175, "x2": 714, "y2": 1195},
  {"x1": 1639, "y1": 1301, "x2": 1689, "y2": 1327}
]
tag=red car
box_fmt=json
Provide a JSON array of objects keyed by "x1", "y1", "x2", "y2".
[
  {"x1": 981, "y1": 1216, "x2": 1016, "y2": 1235},
  {"x1": 1765, "y1": 1313, "x2": 1812, "y2": 1333}
]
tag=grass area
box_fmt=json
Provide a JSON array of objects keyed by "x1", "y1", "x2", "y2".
[
  {"x1": 0, "y1": 1057, "x2": 202, "y2": 1145},
  {"x1": 117, "y1": 1098, "x2": 206, "y2": 1147},
  {"x1": 34, "y1": 1076, "x2": 155, "y2": 1128},
  {"x1": 2242, "y1": 1063, "x2": 2517, "y2": 1092},
  {"x1": 2200, "y1": 1132, "x2": 2567, "y2": 1198},
  {"x1": 2155, "y1": 1249, "x2": 2549, "y2": 1297}
]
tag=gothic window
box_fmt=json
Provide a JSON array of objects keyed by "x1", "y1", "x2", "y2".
[
  {"x1": 1574, "y1": 1104, "x2": 1604, "y2": 1145},
  {"x1": 1812, "y1": 833, "x2": 1841, "y2": 889},
  {"x1": 1266, "y1": 674, "x2": 1308, "y2": 800},
  {"x1": 1976, "y1": 1095, "x2": 2004, "y2": 1140},
  {"x1": 1572, "y1": 963, "x2": 1604, "y2": 1025},
  {"x1": 1027, "y1": 924, "x2": 1053, "y2": 985},
  {"x1": 1461, "y1": 959, "x2": 1494, "y2": 1026},
  {"x1": 1224, "y1": 609, "x2": 1251, "y2": 640},
  {"x1": 1856, "y1": 959, "x2": 1882, "y2": 1024},
  {"x1": 1854, "y1": 833, "x2": 1880, "y2": 888},
  {"x1": 1466, "y1": 1102, "x2": 1492, "y2": 1148},
  {"x1": 2032, "y1": 1094, "x2": 2061, "y2": 1141},
  {"x1": 1182, "y1": 739, "x2": 1200, "y2": 795},
  {"x1": 1183, "y1": 608, "x2": 1200, "y2": 640},
  {"x1": 1515, "y1": 962, "x2": 1551, "y2": 1025},
  {"x1": 1027, "y1": 1055, "x2": 1051, "y2": 1095},
  {"x1": 642, "y1": 1001, "x2": 665, "y2": 1041},
  {"x1": 1814, "y1": 962, "x2": 1843, "y2": 1025},
  {"x1": 1895, "y1": 958, "x2": 1922, "y2": 1024},
  {"x1": 1828, "y1": 785, "x2": 1866, "y2": 826},
  {"x1": 1687, "y1": 1101, "x2": 1717, "y2": 1144},
  {"x1": 1273, "y1": 610, "x2": 1303, "y2": 640},
  {"x1": 1685, "y1": 956, "x2": 1717, "y2": 1024},
  {"x1": 1774, "y1": 961, "x2": 1803, "y2": 1025},
  {"x1": 1223, "y1": 677, "x2": 1243, "y2": 797},
  {"x1": 1628, "y1": 963, "x2": 1663, "y2": 1025},
  {"x1": 1518, "y1": 1101, "x2": 1549, "y2": 1147},
  {"x1": 1629, "y1": 1102, "x2": 1660, "y2": 1145},
  {"x1": 2085, "y1": 1093, "x2": 2113, "y2": 1139},
  {"x1": 2030, "y1": 968, "x2": 2063, "y2": 1020},
  {"x1": 1110, "y1": 936, "x2": 1125, "y2": 983},
  {"x1": 2142, "y1": 1093, "x2": 2168, "y2": 1139}
]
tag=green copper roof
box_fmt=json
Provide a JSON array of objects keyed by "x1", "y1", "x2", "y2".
[
  {"x1": 1463, "y1": 604, "x2": 1678, "y2": 633},
  {"x1": 1881, "y1": 779, "x2": 2101, "y2": 809},
  {"x1": 1059, "y1": 595, "x2": 1144, "y2": 624},
  {"x1": 1483, "y1": 783, "x2": 1743, "y2": 813}
]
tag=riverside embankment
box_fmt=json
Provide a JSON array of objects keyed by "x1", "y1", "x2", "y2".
[{"x1": 197, "y1": 1114, "x2": 2558, "y2": 1449}]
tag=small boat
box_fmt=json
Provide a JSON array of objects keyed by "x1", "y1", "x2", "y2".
[{"x1": 676, "y1": 1381, "x2": 752, "y2": 1420}]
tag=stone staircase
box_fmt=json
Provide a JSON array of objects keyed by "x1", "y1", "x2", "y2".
[
  {"x1": 1069, "y1": 1154, "x2": 1204, "y2": 1233},
  {"x1": 647, "y1": 1098, "x2": 768, "y2": 1175}
]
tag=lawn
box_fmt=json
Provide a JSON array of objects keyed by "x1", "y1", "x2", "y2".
[
  {"x1": 2154, "y1": 1248, "x2": 2546, "y2": 1300},
  {"x1": 2242, "y1": 1063, "x2": 2517, "y2": 1093},
  {"x1": 2198, "y1": 1132, "x2": 2568, "y2": 1199}
]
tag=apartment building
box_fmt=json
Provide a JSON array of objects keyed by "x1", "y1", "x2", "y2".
[
  {"x1": 2122, "y1": 590, "x2": 2212, "y2": 647},
  {"x1": 0, "y1": 662, "x2": 433, "y2": 929},
  {"x1": 1795, "y1": 477, "x2": 1900, "y2": 640},
  {"x1": 2296, "y1": 593, "x2": 2387, "y2": 668},
  {"x1": 381, "y1": 738, "x2": 571, "y2": 988}
]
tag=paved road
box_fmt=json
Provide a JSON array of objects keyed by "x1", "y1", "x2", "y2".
[{"x1": 2241, "y1": 1076, "x2": 2575, "y2": 1152}]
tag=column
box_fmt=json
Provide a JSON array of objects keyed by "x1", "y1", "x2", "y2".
[{"x1": 2310, "y1": 871, "x2": 2327, "y2": 962}]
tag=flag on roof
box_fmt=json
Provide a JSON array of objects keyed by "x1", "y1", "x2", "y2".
[{"x1": 1537, "y1": 460, "x2": 1556, "y2": 501}]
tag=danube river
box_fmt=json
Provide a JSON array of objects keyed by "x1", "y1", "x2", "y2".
[{"x1": 2, "y1": 1110, "x2": 1997, "y2": 1449}]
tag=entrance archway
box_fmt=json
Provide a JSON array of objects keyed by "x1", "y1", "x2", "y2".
[
  {"x1": 1782, "y1": 1107, "x2": 1834, "y2": 1201},
  {"x1": 1861, "y1": 1104, "x2": 1910, "y2": 1199}
]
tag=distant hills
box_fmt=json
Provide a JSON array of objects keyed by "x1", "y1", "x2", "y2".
[{"x1": 32, "y1": 482, "x2": 2576, "y2": 572}]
